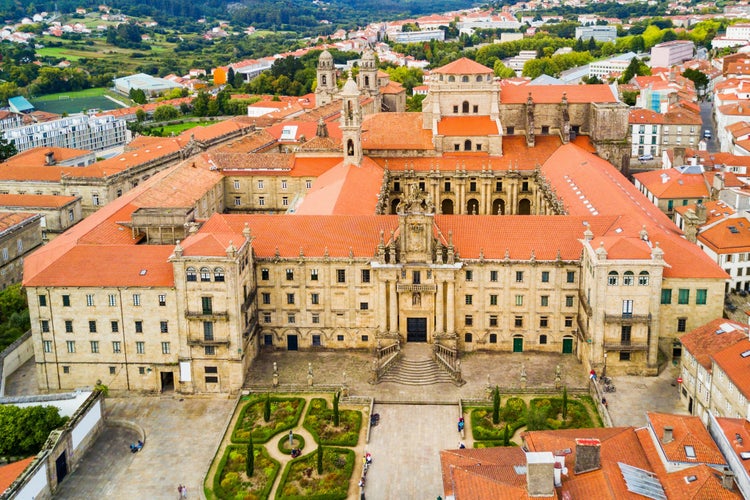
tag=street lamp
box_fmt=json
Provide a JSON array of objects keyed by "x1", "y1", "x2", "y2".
[{"x1": 603, "y1": 353, "x2": 608, "y2": 378}]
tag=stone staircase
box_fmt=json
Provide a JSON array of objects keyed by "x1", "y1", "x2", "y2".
[{"x1": 380, "y1": 344, "x2": 455, "y2": 386}]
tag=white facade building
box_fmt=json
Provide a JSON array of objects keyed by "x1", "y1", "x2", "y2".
[
  {"x1": 575, "y1": 25, "x2": 617, "y2": 43},
  {"x1": 650, "y1": 41, "x2": 695, "y2": 68},
  {"x1": 4, "y1": 115, "x2": 128, "y2": 153}
]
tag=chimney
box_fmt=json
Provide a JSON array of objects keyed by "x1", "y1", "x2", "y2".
[
  {"x1": 574, "y1": 438, "x2": 601, "y2": 474},
  {"x1": 45, "y1": 151, "x2": 55, "y2": 165},
  {"x1": 674, "y1": 147, "x2": 686, "y2": 167},
  {"x1": 721, "y1": 467, "x2": 735, "y2": 491},
  {"x1": 695, "y1": 199, "x2": 707, "y2": 224},
  {"x1": 662, "y1": 426, "x2": 674, "y2": 444},
  {"x1": 526, "y1": 452, "x2": 555, "y2": 497}
]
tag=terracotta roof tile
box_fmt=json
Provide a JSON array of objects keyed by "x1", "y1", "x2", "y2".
[
  {"x1": 647, "y1": 412, "x2": 727, "y2": 465},
  {"x1": 0, "y1": 194, "x2": 78, "y2": 208},
  {"x1": 501, "y1": 85, "x2": 617, "y2": 104},
  {"x1": 697, "y1": 217, "x2": 750, "y2": 254},
  {"x1": 294, "y1": 157, "x2": 383, "y2": 215},
  {"x1": 0, "y1": 457, "x2": 35, "y2": 493},
  {"x1": 629, "y1": 109, "x2": 665, "y2": 124},
  {"x1": 361, "y1": 113, "x2": 434, "y2": 150},
  {"x1": 633, "y1": 169, "x2": 709, "y2": 199},
  {"x1": 714, "y1": 417, "x2": 750, "y2": 478},
  {"x1": 433, "y1": 58, "x2": 494, "y2": 75},
  {"x1": 2, "y1": 147, "x2": 91, "y2": 167},
  {"x1": 437, "y1": 116, "x2": 501, "y2": 136},
  {"x1": 0, "y1": 211, "x2": 40, "y2": 231},
  {"x1": 712, "y1": 338, "x2": 750, "y2": 400},
  {"x1": 680, "y1": 318, "x2": 748, "y2": 370}
]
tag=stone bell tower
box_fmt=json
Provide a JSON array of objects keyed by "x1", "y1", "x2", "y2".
[
  {"x1": 340, "y1": 76, "x2": 362, "y2": 166},
  {"x1": 315, "y1": 50, "x2": 337, "y2": 106}
]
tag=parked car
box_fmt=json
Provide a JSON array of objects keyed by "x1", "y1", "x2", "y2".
[
  {"x1": 638, "y1": 154, "x2": 654, "y2": 162},
  {"x1": 704, "y1": 129, "x2": 712, "y2": 139}
]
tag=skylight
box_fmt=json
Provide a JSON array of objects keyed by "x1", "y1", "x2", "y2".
[
  {"x1": 685, "y1": 446, "x2": 696, "y2": 459},
  {"x1": 740, "y1": 452, "x2": 750, "y2": 460},
  {"x1": 684, "y1": 475, "x2": 698, "y2": 483},
  {"x1": 139, "y1": 269, "x2": 147, "y2": 276},
  {"x1": 741, "y1": 350, "x2": 750, "y2": 358}
]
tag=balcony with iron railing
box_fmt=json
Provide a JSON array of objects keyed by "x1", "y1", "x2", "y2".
[
  {"x1": 603, "y1": 340, "x2": 649, "y2": 351},
  {"x1": 185, "y1": 309, "x2": 229, "y2": 320},
  {"x1": 604, "y1": 313, "x2": 652, "y2": 324},
  {"x1": 187, "y1": 335, "x2": 230, "y2": 346}
]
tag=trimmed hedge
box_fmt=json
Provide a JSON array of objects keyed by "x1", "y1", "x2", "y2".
[
  {"x1": 471, "y1": 397, "x2": 528, "y2": 442},
  {"x1": 232, "y1": 396, "x2": 305, "y2": 443},
  {"x1": 276, "y1": 447, "x2": 355, "y2": 500},
  {"x1": 529, "y1": 397, "x2": 595, "y2": 430},
  {"x1": 303, "y1": 398, "x2": 361, "y2": 446},
  {"x1": 212, "y1": 444, "x2": 279, "y2": 500},
  {"x1": 473, "y1": 441, "x2": 519, "y2": 449},
  {"x1": 278, "y1": 433, "x2": 306, "y2": 455}
]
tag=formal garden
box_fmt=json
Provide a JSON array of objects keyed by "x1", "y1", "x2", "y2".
[
  {"x1": 205, "y1": 392, "x2": 364, "y2": 500},
  {"x1": 469, "y1": 388, "x2": 602, "y2": 448}
]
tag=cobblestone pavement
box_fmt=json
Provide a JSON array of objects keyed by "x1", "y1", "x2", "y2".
[{"x1": 3, "y1": 358, "x2": 39, "y2": 396}]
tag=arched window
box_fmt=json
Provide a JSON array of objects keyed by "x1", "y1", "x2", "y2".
[
  {"x1": 364, "y1": 75, "x2": 370, "y2": 86},
  {"x1": 186, "y1": 267, "x2": 197, "y2": 282},
  {"x1": 608, "y1": 271, "x2": 619, "y2": 286},
  {"x1": 623, "y1": 271, "x2": 635, "y2": 286},
  {"x1": 448, "y1": 76, "x2": 455, "y2": 82},
  {"x1": 464, "y1": 332, "x2": 473, "y2": 343},
  {"x1": 200, "y1": 267, "x2": 211, "y2": 282},
  {"x1": 461, "y1": 75, "x2": 469, "y2": 82},
  {"x1": 464, "y1": 139, "x2": 472, "y2": 150},
  {"x1": 462, "y1": 101, "x2": 469, "y2": 113},
  {"x1": 476, "y1": 75, "x2": 483, "y2": 82},
  {"x1": 518, "y1": 199, "x2": 531, "y2": 215},
  {"x1": 321, "y1": 75, "x2": 326, "y2": 85},
  {"x1": 638, "y1": 271, "x2": 650, "y2": 286},
  {"x1": 539, "y1": 334, "x2": 548, "y2": 345},
  {"x1": 489, "y1": 333, "x2": 497, "y2": 344},
  {"x1": 214, "y1": 267, "x2": 225, "y2": 282}
]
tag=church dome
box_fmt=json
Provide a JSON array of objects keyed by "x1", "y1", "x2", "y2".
[{"x1": 342, "y1": 76, "x2": 359, "y2": 95}]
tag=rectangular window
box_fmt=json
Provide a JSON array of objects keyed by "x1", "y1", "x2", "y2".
[
  {"x1": 258, "y1": 180, "x2": 264, "y2": 189},
  {"x1": 361, "y1": 269, "x2": 370, "y2": 283},
  {"x1": 281, "y1": 179, "x2": 288, "y2": 189},
  {"x1": 514, "y1": 316, "x2": 523, "y2": 328},
  {"x1": 41, "y1": 320, "x2": 50, "y2": 333},
  {"x1": 306, "y1": 180, "x2": 312, "y2": 189},
  {"x1": 203, "y1": 322, "x2": 214, "y2": 341},
  {"x1": 234, "y1": 197, "x2": 241, "y2": 206},
  {"x1": 43, "y1": 340, "x2": 52, "y2": 353},
  {"x1": 258, "y1": 196, "x2": 265, "y2": 206},
  {"x1": 336, "y1": 269, "x2": 346, "y2": 283},
  {"x1": 136, "y1": 341, "x2": 145, "y2": 354},
  {"x1": 65, "y1": 320, "x2": 73, "y2": 333},
  {"x1": 111, "y1": 321, "x2": 119, "y2": 333},
  {"x1": 62, "y1": 295, "x2": 71, "y2": 307},
  {"x1": 202, "y1": 296, "x2": 213, "y2": 314},
  {"x1": 158, "y1": 295, "x2": 166, "y2": 306},
  {"x1": 282, "y1": 196, "x2": 288, "y2": 206},
  {"x1": 62, "y1": 366, "x2": 70, "y2": 374},
  {"x1": 89, "y1": 320, "x2": 97, "y2": 333},
  {"x1": 205, "y1": 375, "x2": 218, "y2": 383},
  {"x1": 465, "y1": 270, "x2": 473, "y2": 282},
  {"x1": 678, "y1": 289, "x2": 690, "y2": 305},
  {"x1": 490, "y1": 294, "x2": 498, "y2": 306},
  {"x1": 515, "y1": 295, "x2": 523, "y2": 306},
  {"x1": 619, "y1": 352, "x2": 631, "y2": 361},
  {"x1": 515, "y1": 271, "x2": 524, "y2": 282},
  {"x1": 489, "y1": 315, "x2": 498, "y2": 327},
  {"x1": 112, "y1": 341, "x2": 121, "y2": 353},
  {"x1": 566, "y1": 271, "x2": 575, "y2": 283},
  {"x1": 541, "y1": 295, "x2": 549, "y2": 307},
  {"x1": 287, "y1": 314, "x2": 295, "y2": 324},
  {"x1": 565, "y1": 295, "x2": 574, "y2": 307},
  {"x1": 541, "y1": 271, "x2": 550, "y2": 283},
  {"x1": 90, "y1": 341, "x2": 99, "y2": 353},
  {"x1": 444, "y1": 181, "x2": 451, "y2": 192},
  {"x1": 696, "y1": 289, "x2": 707, "y2": 305},
  {"x1": 412, "y1": 270, "x2": 421, "y2": 284},
  {"x1": 312, "y1": 313, "x2": 320, "y2": 324},
  {"x1": 661, "y1": 289, "x2": 672, "y2": 305},
  {"x1": 360, "y1": 302, "x2": 369, "y2": 310},
  {"x1": 262, "y1": 293, "x2": 271, "y2": 304},
  {"x1": 38, "y1": 294, "x2": 47, "y2": 307},
  {"x1": 263, "y1": 312, "x2": 271, "y2": 323},
  {"x1": 233, "y1": 180, "x2": 240, "y2": 189},
  {"x1": 312, "y1": 335, "x2": 321, "y2": 346},
  {"x1": 86, "y1": 294, "x2": 94, "y2": 307},
  {"x1": 677, "y1": 317, "x2": 687, "y2": 332},
  {"x1": 287, "y1": 293, "x2": 295, "y2": 305},
  {"x1": 465, "y1": 315, "x2": 473, "y2": 326},
  {"x1": 540, "y1": 317, "x2": 549, "y2": 328},
  {"x1": 286, "y1": 269, "x2": 294, "y2": 280},
  {"x1": 261, "y1": 268, "x2": 269, "y2": 280},
  {"x1": 465, "y1": 295, "x2": 473, "y2": 305},
  {"x1": 311, "y1": 269, "x2": 319, "y2": 281},
  {"x1": 564, "y1": 317, "x2": 573, "y2": 328},
  {"x1": 132, "y1": 294, "x2": 141, "y2": 306},
  {"x1": 160, "y1": 321, "x2": 168, "y2": 333},
  {"x1": 205, "y1": 346, "x2": 216, "y2": 356},
  {"x1": 311, "y1": 293, "x2": 320, "y2": 305},
  {"x1": 621, "y1": 325, "x2": 632, "y2": 343},
  {"x1": 490, "y1": 270, "x2": 498, "y2": 282},
  {"x1": 622, "y1": 300, "x2": 633, "y2": 315},
  {"x1": 135, "y1": 321, "x2": 143, "y2": 333},
  {"x1": 108, "y1": 294, "x2": 116, "y2": 307},
  {"x1": 66, "y1": 340, "x2": 75, "y2": 353}
]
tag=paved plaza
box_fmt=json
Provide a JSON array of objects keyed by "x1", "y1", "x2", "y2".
[{"x1": 3, "y1": 347, "x2": 687, "y2": 499}]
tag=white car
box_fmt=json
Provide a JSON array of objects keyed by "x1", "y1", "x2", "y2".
[{"x1": 638, "y1": 154, "x2": 654, "y2": 162}]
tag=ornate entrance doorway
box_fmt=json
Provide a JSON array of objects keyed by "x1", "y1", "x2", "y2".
[{"x1": 407, "y1": 317, "x2": 427, "y2": 342}]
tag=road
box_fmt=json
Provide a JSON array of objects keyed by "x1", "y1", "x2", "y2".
[{"x1": 700, "y1": 100, "x2": 718, "y2": 153}]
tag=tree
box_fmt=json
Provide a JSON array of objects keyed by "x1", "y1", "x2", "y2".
[
  {"x1": 246, "y1": 436, "x2": 254, "y2": 476},
  {"x1": 492, "y1": 386, "x2": 501, "y2": 425},
  {"x1": 129, "y1": 88, "x2": 147, "y2": 105},
  {"x1": 622, "y1": 90, "x2": 639, "y2": 106},
  {"x1": 263, "y1": 394, "x2": 271, "y2": 422},
  {"x1": 135, "y1": 108, "x2": 147, "y2": 122},
  {"x1": 152, "y1": 105, "x2": 179, "y2": 122},
  {"x1": 562, "y1": 386, "x2": 568, "y2": 420},
  {"x1": 333, "y1": 391, "x2": 340, "y2": 427},
  {"x1": 683, "y1": 68, "x2": 709, "y2": 95},
  {"x1": 0, "y1": 405, "x2": 67, "y2": 456},
  {"x1": 493, "y1": 60, "x2": 516, "y2": 79},
  {"x1": 0, "y1": 131, "x2": 17, "y2": 163},
  {"x1": 192, "y1": 92, "x2": 209, "y2": 116},
  {"x1": 316, "y1": 445, "x2": 323, "y2": 475},
  {"x1": 620, "y1": 57, "x2": 650, "y2": 84},
  {"x1": 503, "y1": 424, "x2": 510, "y2": 446}
]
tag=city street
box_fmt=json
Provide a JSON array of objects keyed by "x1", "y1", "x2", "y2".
[{"x1": 700, "y1": 100, "x2": 718, "y2": 152}]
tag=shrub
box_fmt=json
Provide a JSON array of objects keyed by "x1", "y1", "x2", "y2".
[
  {"x1": 303, "y1": 398, "x2": 361, "y2": 446},
  {"x1": 278, "y1": 433, "x2": 306, "y2": 455},
  {"x1": 212, "y1": 445, "x2": 279, "y2": 500},
  {"x1": 232, "y1": 396, "x2": 304, "y2": 443},
  {"x1": 276, "y1": 447, "x2": 354, "y2": 500}
]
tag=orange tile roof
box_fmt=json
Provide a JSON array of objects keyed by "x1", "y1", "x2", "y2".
[
  {"x1": 680, "y1": 318, "x2": 747, "y2": 371},
  {"x1": 437, "y1": 116, "x2": 501, "y2": 136},
  {"x1": 433, "y1": 57, "x2": 494, "y2": 75},
  {"x1": 629, "y1": 109, "x2": 664, "y2": 124},
  {"x1": 135, "y1": 154, "x2": 223, "y2": 209},
  {"x1": 0, "y1": 193, "x2": 78, "y2": 208},
  {"x1": 361, "y1": 113, "x2": 434, "y2": 150},
  {"x1": 714, "y1": 418, "x2": 750, "y2": 478},
  {"x1": 2, "y1": 147, "x2": 91, "y2": 167},
  {"x1": 712, "y1": 338, "x2": 750, "y2": 400},
  {"x1": 0, "y1": 457, "x2": 35, "y2": 493},
  {"x1": 380, "y1": 81, "x2": 405, "y2": 95},
  {"x1": 501, "y1": 84, "x2": 617, "y2": 104},
  {"x1": 294, "y1": 157, "x2": 383, "y2": 215},
  {"x1": 0, "y1": 211, "x2": 40, "y2": 231},
  {"x1": 440, "y1": 447, "x2": 529, "y2": 498},
  {"x1": 633, "y1": 169, "x2": 709, "y2": 199},
  {"x1": 647, "y1": 412, "x2": 727, "y2": 465},
  {"x1": 674, "y1": 200, "x2": 734, "y2": 225},
  {"x1": 697, "y1": 217, "x2": 750, "y2": 254}
]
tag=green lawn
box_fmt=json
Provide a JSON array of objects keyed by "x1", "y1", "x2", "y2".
[
  {"x1": 36, "y1": 47, "x2": 84, "y2": 61},
  {"x1": 32, "y1": 87, "x2": 108, "y2": 101},
  {"x1": 145, "y1": 121, "x2": 214, "y2": 136}
]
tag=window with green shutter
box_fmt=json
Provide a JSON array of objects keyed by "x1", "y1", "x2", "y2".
[{"x1": 661, "y1": 289, "x2": 672, "y2": 304}]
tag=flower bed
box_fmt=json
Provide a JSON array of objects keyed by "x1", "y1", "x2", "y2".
[
  {"x1": 276, "y1": 447, "x2": 354, "y2": 500},
  {"x1": 212, "y1": 445, "x2": 279, "y2": 500},
  {"x1": 528, "y1": 397, "x2": 595, "y2": 430},
  {"x1": 471, "y1": 397, "x2": 528, "y2": 442},
  {"x1": 278, "y1": 433, "x2": 306, "y2": 455},
  {"x1": 303, "y1": 398, "x2": 361, "y2": 446},
  {"x1": 232, "y1": 396, "x2": 305, "y2": 443}
]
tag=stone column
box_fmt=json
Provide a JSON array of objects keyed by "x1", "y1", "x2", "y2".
[
  {"x1": 389, "y1": 280, "x2": 398, "y2": 334},
  {"x1": 446, "y1": 281, "x2": 455, "y2": 334},
  {"x1": 379, "y1": 280, "x2": 387, "y2": 333},
  {"x1": 436, "y1": 281, "x2": 444, "y2": 334}
]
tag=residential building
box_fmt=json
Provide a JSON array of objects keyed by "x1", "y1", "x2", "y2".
[
  {"x1": 390, "y1": 30, "x2": 445, "y2": 44},
  {"x1": 575, "y1": 25, "x2": 617, "y2": 43},
  {"x1": 709, "y1": 415, "x2": 750, "y2": 499},
  {"x1": 650, "y1": 40, "x2": 695, "y2": 68},
  {"x1": 633, "y1": 164, "x2": 710, "y2": 218},
  {"x1": 0, "y1": 212, "x2": 42, "y2": 290},
  {"x1": 3, "y1": 115, "x2": 128, "y2": 154},
  {"x1": 588, "y1": 52, "x2": 636, "y2": 79},
  {"x1": 0, "y1": 194, "x2": 83, "y2": 240},
  {"x1": 629, "y1": 106, "x2": 702, "y2": 158}
]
